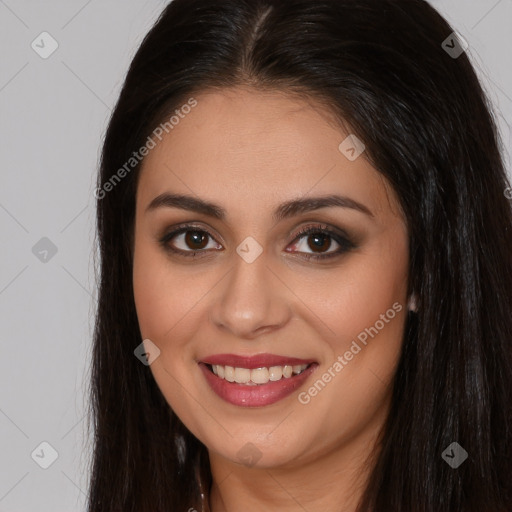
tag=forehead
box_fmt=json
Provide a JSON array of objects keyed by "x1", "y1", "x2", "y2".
[{"x1": 136, "y1": 87, "x2": 400, "y2": 221}]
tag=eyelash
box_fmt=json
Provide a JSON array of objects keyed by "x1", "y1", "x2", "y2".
[{"x1": 159, "y1": 223, "x2": 355, "y2": 261}]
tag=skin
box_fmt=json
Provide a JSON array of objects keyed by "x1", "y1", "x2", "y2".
[{"x1": 132, "y1": 86, "x2": 411, "y2": 512}]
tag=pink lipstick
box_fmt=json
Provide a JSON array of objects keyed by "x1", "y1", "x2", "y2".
[{"x1": 198, "y1": 353, "x2": 319, "y2": 407}]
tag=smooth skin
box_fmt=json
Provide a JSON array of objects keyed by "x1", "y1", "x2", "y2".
[{"x1": 132, "y1": 86, "x2": 411, "y2": 512}]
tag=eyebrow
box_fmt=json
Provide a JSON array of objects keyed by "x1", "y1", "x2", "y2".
[{"x1": 145, "y1": 192, "x2": 374, "y2": 221}]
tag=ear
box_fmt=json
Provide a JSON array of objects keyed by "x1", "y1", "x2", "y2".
[{"x1": 407, "y1": 293, "x2": 418, "y2": 312}]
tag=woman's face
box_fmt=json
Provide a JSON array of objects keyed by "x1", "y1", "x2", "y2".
[{"x1": 133, "y1": 86, "x2": 410, "y2": 470}]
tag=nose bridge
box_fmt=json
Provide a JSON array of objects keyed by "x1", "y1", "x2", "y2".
[{"x1": 209, "y1": 247, "x2": 290, "y2": 338}]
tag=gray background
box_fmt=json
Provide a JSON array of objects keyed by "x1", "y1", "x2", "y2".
[{"x1": 0, "y1": 1, "x2": 511, "y2": 510}]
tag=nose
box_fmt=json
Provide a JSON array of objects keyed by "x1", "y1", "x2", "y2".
[{"x1": 209, "y1": 252, "x2": 291, "y2": 340}]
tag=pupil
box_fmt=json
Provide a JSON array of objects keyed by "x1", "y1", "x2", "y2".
[
  {"x1": 309, "y1": 233, "x2": 330, "y2": 252},
  {"x1": 186, "y1": 231, "x2": 207, "y2": 249}
]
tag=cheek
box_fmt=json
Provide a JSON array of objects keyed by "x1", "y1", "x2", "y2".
[
  {"x1": 294, "y1": 234, "x2": 408, "y2": 427},
  {"x1": 132, "y1": 243, "x2": 170, "y2": 340},
  {"x1": 132, "y1": 239, "x2": 217, "y2": 375},
  {"x1": 131, "y1": 233, "x2": 194, "y2": 357},
  {"x1": 132, "y1": 242, "x2": 204, "y2": 425},
  {"x1": 132, "y1": 228, "x2": 198, "y2": 340},
  {"x1": 292, "y1": 233, "x2": 408, "y2": 413},
  {"x1": 293, "y1": 235, "x2": 408, "y2": 346}
]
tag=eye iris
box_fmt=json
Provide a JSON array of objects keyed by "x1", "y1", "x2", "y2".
[
  {"x1": 308, "y1": 233, "x2": 331, "y2": 253},
  {"x1": 185, "y1": 230, "x2": 208, "y2": 250}
]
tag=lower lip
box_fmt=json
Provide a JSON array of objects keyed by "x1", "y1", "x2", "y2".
[{"x1": 199, "y1": 362, "x2": 318, "y2": 407}]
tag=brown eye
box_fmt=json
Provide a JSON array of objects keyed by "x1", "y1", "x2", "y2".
[
  {"x1": 305, "y1": 232, "x2": 333, "y2": 253},
  {"x1": 287, "y1": 224, "x2": 355, "y2": 261},
  {"x1": 160, "y1": 226, "x2": 222, "y2": 257},
  {"x1": 183, "y1": 230, "x2": 209, "y2": 250}
]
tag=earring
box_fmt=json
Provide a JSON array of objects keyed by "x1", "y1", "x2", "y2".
[{"x1": 408, "y1": 294, "x2": 418, "y2": 312}]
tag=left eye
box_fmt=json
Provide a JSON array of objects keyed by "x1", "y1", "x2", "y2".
[
  {"x1": 290, "y1": 229, "x2": 340, "y2": 255},
  {"x1": 286, "y1": 225, "x2": 354, "y2": 260}
]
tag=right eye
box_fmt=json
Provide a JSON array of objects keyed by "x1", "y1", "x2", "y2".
[{"x1": 159, "y1": 225, "x2": 223, "y2": 258}]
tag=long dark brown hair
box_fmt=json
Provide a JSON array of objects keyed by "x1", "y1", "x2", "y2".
[{"x1": 87, "y1": 0, "x2": 512, "y2": 510}]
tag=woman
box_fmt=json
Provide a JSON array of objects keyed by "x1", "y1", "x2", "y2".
[{"x1": 88, "y1": 0, "x2": 512, "y2": 510}]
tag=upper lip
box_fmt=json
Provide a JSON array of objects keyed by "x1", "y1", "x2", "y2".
[{"x1": 199, "y1": 353, "x2": 317, "y2": 369}]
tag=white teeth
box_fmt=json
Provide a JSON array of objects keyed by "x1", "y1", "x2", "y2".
[
  {"x1": 251, "y1": 367, "x2": 270, "y2": 384},
  {"x1": 210, "y1": 363, "x2": 309, "y2": 385},
  {"x1": 234, "y1": 367, "x2": 251, "y2": 383},
  {"x1": 224, "y1": 366, "x2": 235, "y2": 382},
  {"x1": 268, "y1": 366, "x2": 283, "y2": 381}
]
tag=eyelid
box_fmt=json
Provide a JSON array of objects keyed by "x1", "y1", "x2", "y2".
[
  {"x1": 159, "y1": 221, "x2": 223, "y2": 242},
  {"x1": 290, "y1": 223, "x2": 354, "y2": 246}
]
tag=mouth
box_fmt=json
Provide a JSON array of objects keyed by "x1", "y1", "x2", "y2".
[{"x1": 198, "y1": 354, "x2": 319, "y2": 407}]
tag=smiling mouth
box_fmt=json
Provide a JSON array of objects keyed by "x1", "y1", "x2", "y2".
[
  {"x1": 205, "y1": 362, "x2": 314, "y2": 385},
  {"x1": 199, "y1": 360, "x2": 319, "y2": 407}
]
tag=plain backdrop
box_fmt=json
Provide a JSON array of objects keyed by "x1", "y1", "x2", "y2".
[{"x1": 0, "y1": 0, "x2": 511, "y2": 510}]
